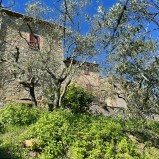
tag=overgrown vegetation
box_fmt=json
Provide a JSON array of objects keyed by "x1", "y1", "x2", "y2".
[
  {"x1": 0, "y1": 0, "x2": 159, "y2": 158},
  {"x1": 0, "y1": 103, "x2": 42, "y2": 126},
  {"x1": 0, "y1": 104, "x2": 159, "y2": 159},
  {"x1": 62, "y1": 84, "x2": 93, "y2": 114}
]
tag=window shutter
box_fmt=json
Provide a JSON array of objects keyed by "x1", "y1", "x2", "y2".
[{"x1": 29, "y1": 34, "x2": 40, "y2": 49}]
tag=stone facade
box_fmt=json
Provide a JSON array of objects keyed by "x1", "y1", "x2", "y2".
[
  {"x1": 0, "y1": 9, "x2": 127, "y2": 109},
  {"x1": 99, "y1": 77, "x2": 127, "y2": 109},
  {"x1": 75, "y1": 64, "x2": 100, "y2": 91},
  {"x1": 0, "y1": 9, "x2": 64, "y2": 104}
]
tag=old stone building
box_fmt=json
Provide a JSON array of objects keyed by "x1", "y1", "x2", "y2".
[
  {"x1": 0, "y1": 9, "x2": 127, "y2": 110},
  {"x1": 64, "y1": 59, "x2": 100, "y2": 92},
  {"x1": 0, "y1": 9, "x2": 101, "y2": 105},
  {"x1": 0, "y1": 9, "x2": 64, "y2": 105}
]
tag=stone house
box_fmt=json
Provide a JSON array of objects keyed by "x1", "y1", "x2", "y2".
[
  {"x1": 0, "y1": 9, "x2": 127, "y2": 110},
  {"x1": 64, "y1": 59, "x2": 100, "y2": 92},
  {"x1": 0, "y1": 9, "x2": 64, "y2": 104},
  {"x1": 100, "y1": 77, "x2": 127, "y2": 109},
  {"x1": 0, "y1": 9, "x2": 101, "y2": 106},
  {"x1": 61, "y1": 58, "x2": 127, "y2": 110}
]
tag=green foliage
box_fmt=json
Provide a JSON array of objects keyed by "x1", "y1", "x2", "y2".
[
  {"x1": 0, "y1": 108, "x2": 159, "y2": 158},
  {"x1": 95, "y1": 0, "x2": 159, "y2": 118},
  {"x1": 62, "y1": 84, "x2": 93, "y2": 114},
  {"x1": 21, "y1": 110, "x2": 146, "y2": 159},
  {"x1": 0, "y1": 125, "x2": 27, "y2": 159},
  {"x1": 0, "y1": 103, "x2": 42, "y2": 126}
]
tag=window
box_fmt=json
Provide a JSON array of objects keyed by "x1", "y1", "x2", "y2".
[
  {"x1": 29, "y1": 33, "x2": 40, "y2": 50},
  {"x1": 86, "y1": 83, "x2": 93, "y2": 91},
  {"x1": 84, "y1": 67, "x2": 90, "y2": 75}
]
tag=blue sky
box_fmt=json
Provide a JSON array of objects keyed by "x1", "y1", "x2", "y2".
[
  {"x1": 2, "y1": 0, "x2": 118, "y2": 66},
  {"x1": 2, "y1": 0, "x2": 117, "y2": 61},
  {"x1": 3, "y1": 0, "x2": 117, "y2": 34},
  {"x1": 3, "y1": 0, "x2": 117, "y2": 15},
  {"x1": 2, "y1": 0, "x2": 118, "y2": 35},
  {"x1": 2, "y1": 0, "x2": 158, "y2": 71}
]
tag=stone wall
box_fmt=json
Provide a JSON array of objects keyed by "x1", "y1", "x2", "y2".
[
  {"x1": 74, "y1": 68, "x2": 100, "y2": 91},
  {"x1": 0, "y1": 10, "x2": 127, "y2": 110},
  {"x1": 0, "y1": 10, "x2": 64, "y2": 104},
  {"x1": 99, "y1": 77, "x2": 127, "y2": 109}
]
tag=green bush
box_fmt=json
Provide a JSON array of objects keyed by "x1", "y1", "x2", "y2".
[
  {"x1": 1, "y1": 108, "x2": 158, "y2": 158},
  {"x1": 0, "y1": 103, "x2": 42, "y2": 126},
  {"x1": 62, "y1": 84, "x2": 93, "y2": 114},
  {"x1": 21, "y1": 110, "x2": 144, "y2": 159}
]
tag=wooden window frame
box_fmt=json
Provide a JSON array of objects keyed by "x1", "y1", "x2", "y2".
[{"x1": 29, "y1": 33, "x2": 40, "y2": 50}]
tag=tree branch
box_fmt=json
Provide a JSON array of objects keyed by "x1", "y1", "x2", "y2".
[
  {"x1": 113, "y1": 0, "x2": 129, "y2": 36},
  {"x1": 47, "y1": 69, "x2": 57, "y2": 81}
]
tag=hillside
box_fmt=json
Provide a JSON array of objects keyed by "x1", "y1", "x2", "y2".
[{"x1": 0, "y1": 104, "x2": 159, "y2": 159}]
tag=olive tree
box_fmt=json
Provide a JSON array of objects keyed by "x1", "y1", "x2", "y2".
[
  {"x1": 93, "y1": 0, "x2": 159, "y2": 118},
  {"x1": 33, "y1": 0, "x2": 97, "y2": 110}
]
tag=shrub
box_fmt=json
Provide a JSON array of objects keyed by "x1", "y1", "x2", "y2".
[
  {"x1": 1, "y1": 109, "x2": 158, "y2": 158},
  {"x1": 62, "y1": 84, "x2": 93, "y2": 114},
  {"x1": 21, "y1": 110, "x2": 145, "y2": 159},
  {"x1": 0, "y1": 103, "x2": 42, "y2": 126}
]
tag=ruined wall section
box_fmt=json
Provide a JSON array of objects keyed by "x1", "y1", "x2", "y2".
[{"x1": 99, "y1": 77, "x2": 127, "y2": 109}]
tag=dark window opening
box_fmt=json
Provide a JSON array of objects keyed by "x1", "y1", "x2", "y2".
[
  {"x1": 84, "y1": 67, "x2": 90, "y2": 75},
  {"x1": 29, "y1": 34, "x2": 40, "y2": 50},
  {"x1": 86, "y1": 83, "x2": 93, "y2": 91},
  {"x1": 84, "y1": 70, "x2": 89, "y2": 75}
]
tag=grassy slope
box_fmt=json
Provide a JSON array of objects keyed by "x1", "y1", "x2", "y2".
[{"x1": 0, "y1": 105, "x2": 159, "y2": 159}]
